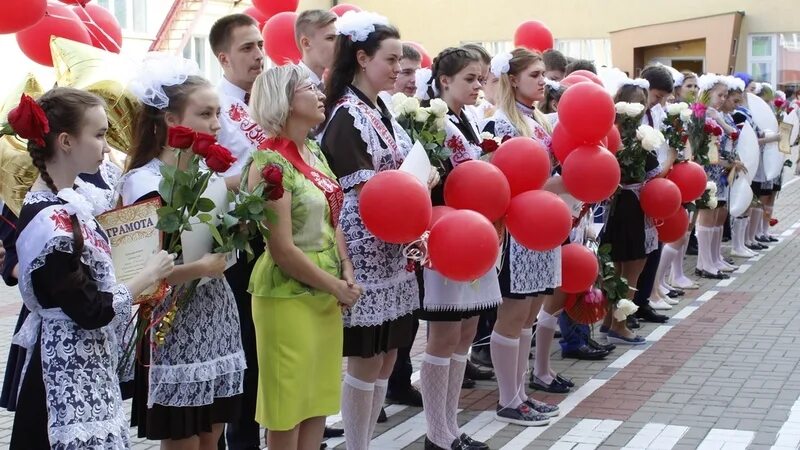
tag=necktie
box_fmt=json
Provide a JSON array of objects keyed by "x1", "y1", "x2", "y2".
[
  {"x1": 646, "y1": 108, "x2": 654, "y2": 127},
  {"x1": 243, "y1": 92, "x2": 250, "y2": 105}
]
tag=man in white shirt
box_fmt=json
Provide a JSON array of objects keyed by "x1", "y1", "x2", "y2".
[
  {"x1": 295, "y1": 10, "x2": 337, "y2": 90},
  {"x1": 209, "y1": 13, "x2": 265, "y2": 450}
]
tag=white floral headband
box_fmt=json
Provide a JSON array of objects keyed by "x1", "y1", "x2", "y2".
[
  {"x1": 697, "y1": 73, "x2": 722, "y2": 92},
  {"x1": 490, "y1": 52, "x2": 513, "y2": 78},
  {"x1": 128, "y1": 52, "x2": 201, "y2": 110},
  {"x1": 415, "y1": 68, "x2": 436, "y2": 100},
  {"x1": 620, "y1": 78, "x2": 650, "y2": 90},
  {"x1": 543, "y1": 78, "x2": 562, "y2": 91},
  {"x1": 657, "y1": 63, "x2": 684, "y2": 88},
  {"x1": 722, "y1": 75, "x2": 745, "y2": 92},
  {"x1": 335, "y1": 10, "x2": 389, "y2": 42}
]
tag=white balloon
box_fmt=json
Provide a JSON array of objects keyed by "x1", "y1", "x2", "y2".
[
  {"x1": 747, "y1": 93, "x2": 779, "y2": 132},
  {"x1": 728, "y1": 175, "x2": 753, "y2": 218},
  {"x1": 737, "y1": 122, "x2": 760, "y2": 182},
  {"x1": 763, "y1": 142, "x2": 784, "y2": 180}
]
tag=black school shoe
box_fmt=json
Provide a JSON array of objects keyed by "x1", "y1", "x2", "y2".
[
  {"x1": 529, "y1": 375, "x2": 570, "y2": 393},
  {"x1": 465, "y1": 360, "x2": 495, "y2": 380},
  {"x1": 386, "y1": 385, "x2": 423, "y2": 407},
  {"x1": 635, "y1": 305, "x2": 669, "y2": 323},
  {"x1": 561, "y1": 344, "x2": 609, "y2": 360},
  {"x1": 323, "y1": 426, "x2": 344, "y2": 438}
]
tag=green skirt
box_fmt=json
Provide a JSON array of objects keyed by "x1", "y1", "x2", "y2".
[{"x1": 252, "y1": 292, "x2": 343, "y2": 431}]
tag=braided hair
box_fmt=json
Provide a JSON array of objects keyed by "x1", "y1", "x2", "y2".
[
  {"x1": 425, "y1": 46, "x2": 481, "y2": 102},
  {"x1": 30, "y1": 87, "x2": 105, "y2": 288}
]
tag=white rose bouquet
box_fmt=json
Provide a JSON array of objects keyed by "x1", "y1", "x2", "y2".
[
  {"x1": 663, "y1": 102, "x2": 690, "y2": 154},
  {"x1": 695, "y1": 180, "x2": 719, "y2": 210},
  {"x1": 615, "y1": 102, "x2": 655, "y2": 182},
  {"x1": 391, "y1": 93, "x2": 450, "y2": 170}
]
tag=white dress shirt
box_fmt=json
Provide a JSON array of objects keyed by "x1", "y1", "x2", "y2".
[{"x1": 216, "y1": 77, "x2": 267, "y2": 178}]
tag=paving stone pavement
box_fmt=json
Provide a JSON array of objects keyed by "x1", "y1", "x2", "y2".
[{"x1": 2, "y1": 176, "x2": 800, "y2": 449}]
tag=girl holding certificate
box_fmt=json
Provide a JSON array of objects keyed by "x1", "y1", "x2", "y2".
[
  {"x1": 122, "y1": 56, "x2": 246, "y2": 449},
  {"x1": 6, "y1": 87, "x2": 174, "y2": 449}
]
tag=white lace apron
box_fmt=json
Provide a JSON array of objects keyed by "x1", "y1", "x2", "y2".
[
  {"x1": 423, "y1": 110, "x2": 502, "y2": 311},
  {"x1": 324, "y1": 89, "x2": 419, "y2": 327},
  {"x1": 489, "y1": 108, "x2": 561, "y2": 293},
  {"x1": 13, "y1": 191, "x2": 131, "y2": 449},
  {"x1": 117, "y1": 159, "x2": 246, "y2": 407}
]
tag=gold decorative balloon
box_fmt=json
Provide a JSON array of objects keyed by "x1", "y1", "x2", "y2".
[
  {"x1": 0, "y1": 135, "x2": 39, "y2": 216},
  {"x1": 0, "y1": 73, "x2": 44, "y2": 216},
  {"x1": 50, "y1": 36, "x2": 140, "y2": 153}
]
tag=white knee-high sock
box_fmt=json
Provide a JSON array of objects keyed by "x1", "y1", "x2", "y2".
[
  {"x1": 420, "y1": 353, "x2": 456, "y2": 448},
  {"x1": 747, "y1": 209, "x2": 761, "y2": 244},
  {"x1": 446, "y1": 353, "x2": 468, "y2": 438},
  {"x1": 762, "y1": 206, "x2": 772, "y2": 237},
  {"x1": 517, "y1": 327, "x2": 534, "y2": 401},
  {"x1": 670, "y1": 237, "x2": 691, "y2": 285},
  {"x1": 711, "y1": 226, "x2": 724, "y2": 268},
  {"x1": 695, "y1": 225, "x2": 714, "y2": 272},
  {"x1": 654, "y1": 247, "x2": 673, "y2": 296},
  {"x1": 534, "y1": 310, "x2": 558, "y2": 386},
  {"x1": 368, "y1": 378, "x2": 388, "y2": 440},
  {"x1": 490, "y1": 331, "x2": 522, "y2": 408},
  {"x1": 342, "y1": 374, "x2": 375, "y2": 450},
  {"x1": 732, "y1": 216, "x2": 749, "y2": 253}
]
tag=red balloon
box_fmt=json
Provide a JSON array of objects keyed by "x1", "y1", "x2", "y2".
[
  {"x1": 360, "y1": 170, "x2": 432, "y2": 244},
  {"x1": 243, "y1": 6, "x2": 268, "y2": 30},
  {"x1": 262, "y1": 11, "x2": 301, "y2": 65},
  {"x1": 491, "y1": 137, "x2": 551, "y2": 197},
  {"x1": 551, "y1": 124, "x2": 585, "y2": 164},
  {"x1": 73, "y1": 3, "x2": 122, "y2": 52},
  {"x1": 0, "y1": 0, "x2": 46, "y2": 34},
  {"x1": 428, "y1": 205, "x2": 455, "y2": 230},
  {"x1": 656, "y1": 208, "x2": 689, "y2": 243},
  {"x1": 561, "y1": 243, "x2": 599, "y2": 294},
  {"x1": 513, "y1": 20, "x2": 554, "y2": 52},
  {"x1": 569, "y1": 70, "x2": 603, "y2": 86},
  {"x1": 429, "y1": 210, "x2": 500, "y2": 282},
  {"x1": 562, "y1": 145, "x2": 621, "y2": 203},
  {"x1": 406, "y1": 41, "x2": 432, "y2": 68},
  {"x1": 59, "y1": 0, "x2": 90, "y2": 5},
  {"x1": 558, "y1": 82, "x2": 616, "y2": 144},
  {"x1": 330, "y1": 3, "x2": 361, "y2": 16},
  {"x1": 560, "y1": 74, "x2": 592, "y2": 88},
  {"x1": 253, "y1": 0, "x2": 298, "y2": 19},
  {"x1": 17, "y1": 2, "x2": 91, "y2": 66},
  {"x1": 667, "y1": 161, "x2": 707, "y2": 203},
  {"x1": 640, "y1": 178, "x2": 682, "y2": 220},
  {"x1": 606, "y1": 125, "x2": 622, "y2": 154},
  {"x1": 444, "y1": 160, "x2": 511, "y2": 222},
  {"x1": 506, "y1": 190, "x2": 572, "y2": 251}
]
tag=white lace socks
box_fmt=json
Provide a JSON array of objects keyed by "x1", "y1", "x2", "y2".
[
  {"x1": 342, "y1": 374, "x2": 375, "y2": 450},
  {"x1": 695, "y1": 225, "x2": 715, "y2": 273},
  {"x1": 446, "y1": 353, "x2": 468, "y2": 437},
  {"x1": 534, "y1": 310, "x2": 558, "y2": 386},
  {"x1": 490, "y1": 331, "x2": 522, "y2": 408},
  {"x1": 421, "y1": 353, "x2": 456, "y2": 448},
  {"x1": 368, "y1": 378, "x2": 388, "y2": 441}
]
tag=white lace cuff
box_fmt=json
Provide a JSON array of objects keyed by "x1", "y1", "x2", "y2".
[{"x1": 339, "y1": 169, "x2": 376, "y2": 190}]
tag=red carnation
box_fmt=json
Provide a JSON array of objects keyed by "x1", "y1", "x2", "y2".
[
  {"x1": 712, "y1": 126, "x2": 722, "y2": 137},
  {"x1": 192, "y1": 132, "x2": 216, "y2": 157},
  {"x1": 730, "y1": 130, "x2": 740, "y2": 141},
  {"x1": 703, "y1": 123, "x2": 714, "y2": 134},
  {"x1": 774, "y1": 98, "x2": 786, "y2": 109},
  {"x1": 261, "y1": 163, "x2": 284, "y2": 200},
  {"x1": 167, "y1": 126, "x2": 195, "y2": 149},
  {"x1": 7, "y1": 94, "x2": 49, "y2": 147},
  {"x1": 204, "y1": 143, "x2": 236, "y2": 173},
  {"x1": 479, "y1": 138, "x2": 499, "y2": 154}
]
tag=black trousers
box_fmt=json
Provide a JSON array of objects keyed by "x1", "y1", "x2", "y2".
[
  {"x1": 633, "y1": 244, "x2": 662, "y2": 308},
  {"x1": 221, "y1": 243, "x2": 264, "y2": 450}
]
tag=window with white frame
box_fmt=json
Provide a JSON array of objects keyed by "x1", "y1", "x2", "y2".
[
  {"x1": 96, "y1": 0, "x2": 147, "y2": 34},
  {"x1": 749, "y1": 34, "x2": 777, "y2": 86},
  {"x1": 182, "y1": 36, "x2": 222, "y2": 84}
]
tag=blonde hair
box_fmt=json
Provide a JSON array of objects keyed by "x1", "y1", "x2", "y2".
[
  {"x1": 496, "y1": 47, "x2": 551, "y2": 137},
  {"x1": 295, "y1": 9, "x2": 337, "y2": 45},
  {"x1": 249, "y1": 64, "x2": 309, "y2": 136}
]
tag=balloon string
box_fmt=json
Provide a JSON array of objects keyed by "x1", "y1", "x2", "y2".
[
  {"x1": 402, "y1": 231, "x2": 430, "y2": 266},
  {"x1": 45, "y1": 10, "x2": 122, "y2": 53}
]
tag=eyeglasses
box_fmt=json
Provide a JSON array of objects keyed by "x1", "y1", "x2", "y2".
[{"x1": 295, "y1": 83, "x2": 320, "y2": 94}]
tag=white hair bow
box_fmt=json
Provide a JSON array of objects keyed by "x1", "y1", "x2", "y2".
[{"x1": 335, "y1": 10, "x2": 389, "y2": 42}]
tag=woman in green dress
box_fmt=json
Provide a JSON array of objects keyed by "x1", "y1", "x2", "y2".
[{"x1": 247, "y1": 64, "x2": 363, "y2": 450}]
